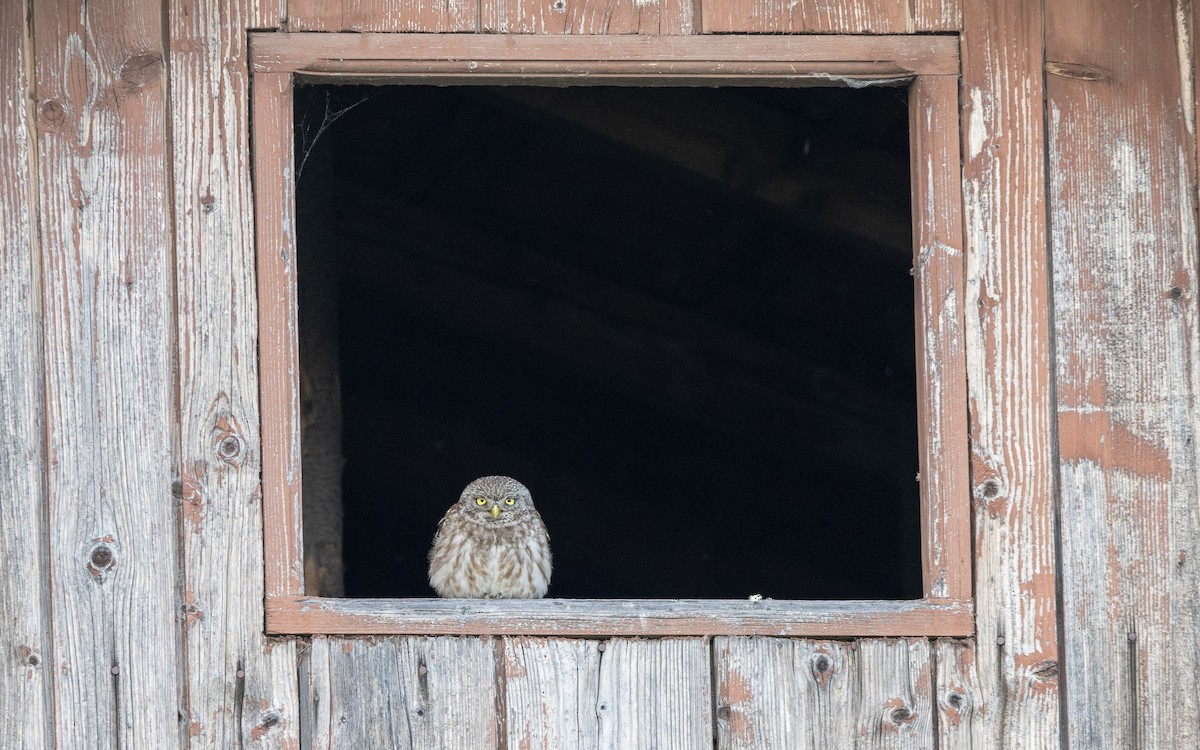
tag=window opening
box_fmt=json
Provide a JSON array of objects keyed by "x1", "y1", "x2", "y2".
[{"x1": 294, "y1": 84, "x2": 921, "y2": 601}]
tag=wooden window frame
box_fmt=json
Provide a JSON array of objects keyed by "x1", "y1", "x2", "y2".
[{"x1": 250, "y1": 32, "x2": 973, "y2": 637}]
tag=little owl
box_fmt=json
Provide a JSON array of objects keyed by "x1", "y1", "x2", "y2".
[{"x1": 428, "y1": 476, "x2": 552, "y2": 598}]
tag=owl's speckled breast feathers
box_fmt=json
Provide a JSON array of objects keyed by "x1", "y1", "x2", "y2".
[{"x1": 427, "y1": 476, "x2": 552, "y2": 598}]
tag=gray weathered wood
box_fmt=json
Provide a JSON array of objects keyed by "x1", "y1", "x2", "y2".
[
  {"x1": 303, "y1": 636, "x2": 499, "y2": 748},
  {"x1": 595, "y1": 638, "x2": 712, "y2": 749},
  {"x1": 715, "y1": 638, "x2": 932, "y2": 749},
  {"x1": 0, "y1": 0, "x2": 52, "y2": 746},
  {"x1": 32, "y1": 0, "x2": 180, "y2": 745},
  {"x1": 933, "y1": 639, "x2": 987, "y2": 747},
  {"x1": 270, "y1": 596, "x2": 974, "y2": 637},
  {"x1": 715, "y1": 638, "x2": 857, "y2": 748},
  {"x1": 960, "y1": 0, "x2": 1062, "y2": 745},
  {"x1": 249, "y1": 33, "x2": 961, "y2": 78},
  {"x1": 502, "y1": 638, "x2": 603, "y2": 748},
  {"x1": 1046, "y1": 0, "x2": 1200, "y2": 745},
  {"x1": 168, "y1": 0, "x2": 301, "y2": 744},
  {"x1": 854, "y1": 639, "x2": 933, "y2": 748},
  {"x1": 501, "y1": 637, "x2": 710, "y2": 749}
]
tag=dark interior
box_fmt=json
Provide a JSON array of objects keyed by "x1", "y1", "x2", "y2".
[{"x1": 295, "y1": 83, "x2": 922, "y2": 600}]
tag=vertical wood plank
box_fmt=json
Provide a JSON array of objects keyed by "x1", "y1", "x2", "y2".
[
  {"x1": 715, "y1": 638, "x2": 857, "y2": 748},
  {"x1": 714, "y1": 638, "x2": 933, "y2": 749},
  {"x1": 254, "y1": 71, "x2": 305, "y2": 602},
  {"x1": 909, "y1": 0, "x2": 961, "y2": 31},
  {"x1": 170, "y1": 0, "x2": 301, "y2": 746},
  {"x1": 933, "y1": 639, "x2": 986, "y2": 747},
  {"x1": 960, "y1": 0, "x2": 1061, "y2": 745},
  {"x1": 910, "y1": 74, "x2": 971, "y2": 601},
  {"x1": 481, "y1": 0, "x2": 692, "y2": 34},
  {"x1": 0, "y1": 0, "x2": 52, "y2": 746},
  {"x1": 502, "y1": 637, "x2": 602, "y2": 748},
  {"x1": 1046, "y1": 0, "x2": 1200, "y2": 746},
  {"x1": 595, "y1": 638, "x2": 712, "y2": 749},
  {"x1": 303, "y1": 636, "x2": 499, "y2": 748},
  {"x1": 31, "y1": 0, "x2": 180, "y2": 745},
  {"x1": 286, "y1": 0, "x2": 343, "y2": 30}
]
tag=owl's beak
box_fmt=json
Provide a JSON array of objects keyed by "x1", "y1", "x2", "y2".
[{"x1": 490, "y1": 505, "x2": 501, "y2": 518}]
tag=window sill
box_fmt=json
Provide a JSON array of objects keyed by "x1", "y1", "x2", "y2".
[{"x1": 267, "y1": 596, "x2": 973, "y2": 637}]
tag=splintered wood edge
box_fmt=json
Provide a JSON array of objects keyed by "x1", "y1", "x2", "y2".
[
  {"x1": 267, "y1": 597, "x2": 974, "y2": 636},
  {"x1": 248, "y1": 33, "x2": 960, "y2": 77}
]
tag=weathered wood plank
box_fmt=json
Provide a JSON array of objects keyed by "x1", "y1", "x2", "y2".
[
  {"x1": 288, "y1": 0, "x2": 476, "y2": 31},
  {"x1": 933, "y1": 639, "x2": 986, "y2": 747},
  {"x1": 269, "y1": 597, "x2": 975, "y2": 637},
  {"x1": 714, "y1": 637, "x2": 933, "y2": 748},
  {"x1": 1046, "y1": 0, "x2": 1200, "y2": 746},
  {"x1": 249, "y1": 33, "x2": 961, "y2": 78},
  {"x1": 501, "y1": 637, "x2": 710, "y2": 748},
  {"x1": 700, "y1": 0, "x2": 960, "y2": 34},
  {"x1": 169, "y1": 0, "x2": 301, "y2": 745},
  {"x1": 960, "y1": 0, "x2": 1061, "y2": 745},
  {"x1": 302, "y1": 636, "x2": 499, "y2": 748},
  {"x1": 0, "y1": 0, "x2": 52, "y2": 746},
  {"x1": 254, "y1": 71, "x2": 305, "y2": 602},
  {"x1": 909, "y1": 0, "x2": 961, "y2": 31},
  {"x1": 714, "y1": 638, "x2": 857, "y2": 748},
  {"x1": 909, "y1": 74, "x2": 971, "y2": 600},
  {"x1": 31, "y1": 0, "x2": 179, "y2": 745},
  {"x1": 596, "y1": 638, "x2": 712, "y2": 749},
  {"x1": 502, "y1": 638, "x2": 602, "y2": 747},
  {"x1": 481, "y1": 0, "x2": 692, "y2": 34}
]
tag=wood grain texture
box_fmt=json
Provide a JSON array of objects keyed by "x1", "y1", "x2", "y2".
[
  {"x1": 699, "y1": 0, "x2": 959, "y2": 34},
  {"x1": 933, "y1": 639, "x2": 986, "y2": 747},
  {"x1": 1046, "y1": 0, "x2": 1200, "y2": 746},
  {"x1": 909, "y1": 74, "x2": 971, "y2": 601},
  {"x1": 269, "y1": 597, "x2": 974, "y2": 636},
  {"x1": 501, "y1": 637, "x2": 710, "y2": 748},
  {"x1": 254, "y1": 71, "x2": 305, "y2": 601},
  {"x1": 288, "y1": 0, "x2": 477, "y2": 31},
  {"x1": 31, "y1": 0, "x2": 180, "y2": 745},
  {"x1": 502, "y1": 638, "x2": 602, "y2": 747},
  {"x1": 714, "y1": 637, "x2": 933, "y2": 748},
  {"x1": 0, "y1": 0, "x2": 52, "y2": 746},
  {"x1": 302, "y1": 636, "x2": 499, "y2": 748},
  {"x1": 169, "y1": 0, "x2": 301, "y2": 745},
  {"x1": 481, "y1": 0, "x2": 692, "y2": 34},
  {"x1": 595, "y1": 638, "x2": 712, "y2": 749},
  {"x1": 249, "y1": 33, "x2": 960, "y2": 77},
  {"x1": 960, "y1": 0, "x2": 1061, "y2": 745}
]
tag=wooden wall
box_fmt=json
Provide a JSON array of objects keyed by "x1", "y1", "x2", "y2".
[{"x1": 0, "y1": 0, "x2": 1196, "y2": 747}]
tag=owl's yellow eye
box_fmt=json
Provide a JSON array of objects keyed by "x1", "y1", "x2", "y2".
[
  {"x1": 504, "y1": 497, "x2": 516, "y2": 505},
  {"x1": 475, "y1": 497, "x2": 488, "y2": 506}
]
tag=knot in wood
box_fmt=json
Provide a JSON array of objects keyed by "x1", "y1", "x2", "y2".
[
  {"x1": 217, "y1": 435, "x2": 242, "y2": 464},
  {"x1": 1032, "y1": 660, "x2": 1058, "y2": 682},
  {"x1": 977, "y1": 478, "x2": 1002, "y2": 500},
  {"x1": 260, "y1": 711, "x2": 280, "y2": 728},
  {"x1": 87, "y1": 542, "x2": 116, "y2": 578},
  {"x1": 890, "y1": 705, "x2": 913, "y2": 724},
  {"x1": 200, "y1": 193, "x2": 216, "y2": 214},
  {"x1": 119, "y1": 52, "x2": 163, "y2": 91},
  {"x1": 551, "y1": 0, "x2": 566, "y2": 10},
  {"x1": 1168, "y1": 286, "x2": 1184, "y2": 300},
  {"x1": 39, "y1": 99, "x2": 66, "y2": 126},
  {"x1": 945, "y1": 691, "x2": 964, "y2": 710},
  {"x1": 813, "y1": 654, "x2": 831, "y2": 673},
  {"x1": 716, "y1": 705, "x2": 732, "y2": 720}
]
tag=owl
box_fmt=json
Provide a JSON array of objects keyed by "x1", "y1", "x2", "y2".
[{"x1": 428, "y1": 476, "x2": 552, "y2": 599}]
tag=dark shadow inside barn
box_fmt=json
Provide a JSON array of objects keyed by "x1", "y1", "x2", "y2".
[{"x1": 294, "y1": 83, "x2": 922, "y2": 600}]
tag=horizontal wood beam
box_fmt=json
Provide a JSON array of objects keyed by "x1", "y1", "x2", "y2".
[
  {"x1": 250, "y1": 33, "x2": 960, "y2": 79},
  {"x1": 268, "y1": 597, "x2": 974, "y2": 637}
]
